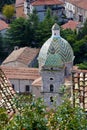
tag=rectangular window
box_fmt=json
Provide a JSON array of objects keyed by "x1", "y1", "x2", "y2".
[
  {"x1": 79, "y1": 15, "x2": 83, "y2": 22},
  {"x1": 50, "y1": 84, "x2": 54, "y2": 92},
  {"x1": 44, "y1": 5, "x2": 47, "y2": 9},
  {"x1": 25, "y1": 85, "x2": 30, "y2": 92}
]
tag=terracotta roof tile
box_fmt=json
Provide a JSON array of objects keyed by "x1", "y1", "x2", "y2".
[
  {"x1": 0, "y1": 20, "x2": 9, "y2": 31},
  {"x1": 3, "y1": 47, "x2": 39, "y2": 66},
  {"x1": 77, "y1": 0, "x2": 87, "y2": 10},
  {"x1": 31, "y1": 0, "x2": 64, "y2": 6},
  {"x1": 0, "y1": 67, "x2": 16, "y2": 116},
  {"x1": 62, "y1": 20, "x2": 79, "y2": 30},
  {"x1": 1, "y1": 66, "x2": 40, "y2": 80}
]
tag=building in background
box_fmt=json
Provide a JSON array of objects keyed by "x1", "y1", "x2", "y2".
[
  {"x1": 2, "y1": 47, "x2": 39, "y2": 68},
  {"x1": 1, "y1": 66, "x2": 41, "y2": 98},
  {"x1": 15, "y1": 0, "x2": 26, "y2": 18},
  {"x1": 31, "y1": 0, "x2": 65, "y2": 21},
  {"x1": 65, "y1": 0, "x2": 87, "y2": 23}
]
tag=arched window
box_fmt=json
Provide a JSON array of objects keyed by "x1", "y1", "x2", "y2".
[
  {"x1": 50, "y1": 84, "x2": 54, "y2": 92},
  {"x1": 50, "y1": 96, "x2": 53, "y2": 103},
  {"x1": 50, "y1": 77, "x2": 53, "y2": 80}
]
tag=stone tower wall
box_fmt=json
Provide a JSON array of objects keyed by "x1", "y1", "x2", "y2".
[{"x1": 40, "y1": 68, "x2": 64, "y2": 106}]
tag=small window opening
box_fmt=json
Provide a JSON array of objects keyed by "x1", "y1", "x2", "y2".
[
  {"x1": 65, "y1": 67, "x2": 67, "y2": 76},
  {"x1": 50, "y1": 96, "x2": 53, "y2": 102},
  {"x1": 50, "y1": 84, "x2": 54, "y2": 92},
  {"x1": 12, "y1": 84, "x2": 15, "y2": 90},
  {"x1": 51, "y1": 68, "x2": 53, "y2": 70},
  {"x1": 50, "y1": 78, "x2": 53, "y2": 80},
  {"x1": 25, "y1": 85, "x2": 30, "y2": 92}
]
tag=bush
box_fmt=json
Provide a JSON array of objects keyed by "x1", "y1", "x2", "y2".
[{"x1": 3, "y1": 95, "x2": 87, "y2": 130}]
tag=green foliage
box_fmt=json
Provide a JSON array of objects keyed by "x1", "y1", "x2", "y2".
[
  {"x1": 2, "y1": 95, "x2": 87, "y2": 130},
  {"x1": 5, "y1": 95, "x2": 49, "y2": 130},
  {"x1": 5, "y1": 8, "x2": 56, "y2": 48},
  {"x1": 24, "y1": 9, "x2": 40, "y2": 47},
  {"x1": 55, "y1": 99, "x2": 87, "y2": 130},
  {"x1": 2, "y1": 4, "x2": 15, "y2": 21},
  {"x1": 78, "y1": 20, "x2": 87, "y2": 40},
  {"x1": 36, "y1": 8, "x2": 55, "y2": 47},
  {"x1": 0, "y1": 108, "x2": 8, "y2": 129},
  {"x1": 3, "y1": 8, "x2": 87, "y2": 65},
  {"x1": 6, "y1": 17, "x2": 26, "y2": 49},
  {"x1": 61, "y1": 25, "x2": 87, "y2": 65},
  {"x1": 61, "y1": 28, "x2": 77, "y2": 46},
  {"x1": 73, "y1": 36, "x2": 87, "y2": 63},
  {"x1": 77, "y1": 62, "x2": 87, "y2": 70}
]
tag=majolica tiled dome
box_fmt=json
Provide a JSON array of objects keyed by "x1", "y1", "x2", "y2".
[{"x1": 38, "y1": 23, "x2": 74, "y2": 68}]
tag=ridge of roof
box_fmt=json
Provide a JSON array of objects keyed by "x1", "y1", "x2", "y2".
[{"x1": 31, "y1": 0, "x2": 64, "y2": 6}]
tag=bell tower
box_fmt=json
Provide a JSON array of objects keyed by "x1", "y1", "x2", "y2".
[{"x1": 38, "y1": 23, "x2": 74, "y2": 106}]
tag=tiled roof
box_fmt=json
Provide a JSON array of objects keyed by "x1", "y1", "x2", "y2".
[
  {"x1": 72, "y1": 70, "x2": 87, "y2": 111},
  {"x1": 66, "y1": 0, "x2": 87, "y2": 10},
  {"x1": 77, "y1": 0, "x2": 87, "y2": 10},
  {"x1": 1, "y1": 66, "x2": 40, "y2": 80},
  {"x1": 15, "y1": 0, "x2": 24, "y2": 7},
  {"x1": 0, "y1": 20, "x2": 8, "y2": 31},
  {"x1": 31, "y1": 0, "x2": 64, "y2": 6},
  {"x1": 3, "y1": 47, "x2": 39, "y2": 66},
  {"x1": 62, "y1": 20, "x2": 79, "y2": 30},
  {"x1": 0, "y1": 67, "x2": 16, "y2": 117}
]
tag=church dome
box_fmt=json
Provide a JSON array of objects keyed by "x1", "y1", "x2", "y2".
[{"x1": 38, "y1": 23, "x2": 74, "y2": 68}]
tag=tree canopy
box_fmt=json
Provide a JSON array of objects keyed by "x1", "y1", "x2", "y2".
[
  {"x1": 5, "y1": 8, "x2": 56, "y2": 48},
  {"x1": 1, "y1": 95, "x2": 87, "y2": 130},
  {"x1": 5, "y1": 17, "x2": 26, "y2": 49},
  {"x1": 2, "y1": 4, "x2": 15, "y2": 22}
]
